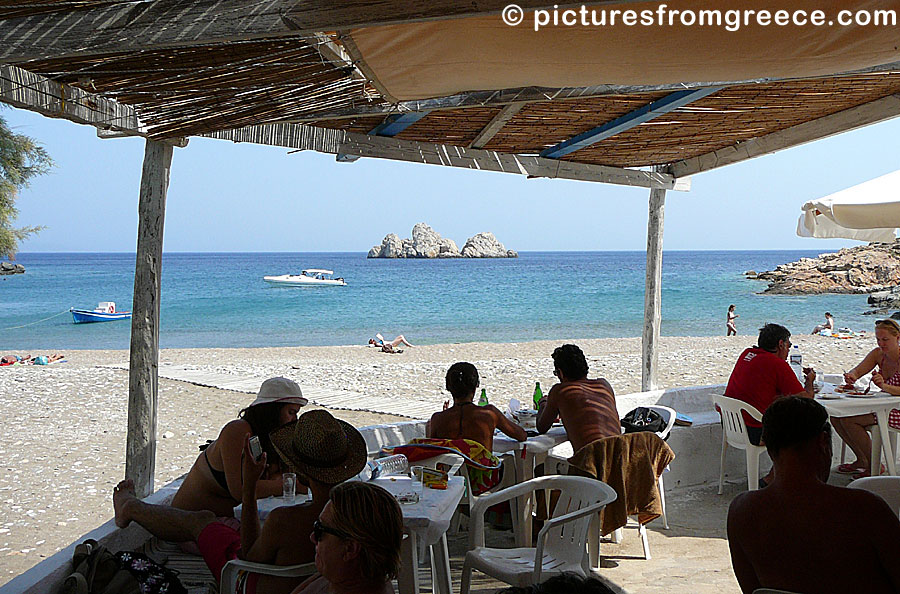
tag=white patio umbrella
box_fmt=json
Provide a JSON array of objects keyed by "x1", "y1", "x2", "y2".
[{"x1": 797, "y1": 170, "x2": 900, "y2": 242}]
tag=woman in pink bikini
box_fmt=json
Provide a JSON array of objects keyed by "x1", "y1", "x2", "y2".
[{"x1": 832, "y1": 318, "x2": 900, "y2": 479}]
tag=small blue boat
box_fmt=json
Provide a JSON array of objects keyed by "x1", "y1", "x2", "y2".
[{"x1": 70, "y1": 301, "x2": 132, "y2": 324}]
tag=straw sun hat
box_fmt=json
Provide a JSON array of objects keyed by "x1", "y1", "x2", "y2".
[
  {"x1": 249, "y1": 377, "x2": 308, "y2": 407},
  {"x1": 270, "y1": 410, "x2": 367, "y2": 484}
]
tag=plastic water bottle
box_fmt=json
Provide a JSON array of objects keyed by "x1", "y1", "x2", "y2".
[
  {"x1": 478, "y1": 388, "x2": 489, "y2": 406},
  {"x1": 532, "y1": 381, "x2": 543, "y2": 409},
  {"x1": 365, "y1": 454, "x2": 409, "y2": 481},
  {"x1": 789, "y1": 345, "x2": 803, "y2": 383}
]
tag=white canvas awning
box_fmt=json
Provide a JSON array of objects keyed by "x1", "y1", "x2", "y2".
[{"x1": 797, "y1": 169, "x2": 900, "y2": 242}]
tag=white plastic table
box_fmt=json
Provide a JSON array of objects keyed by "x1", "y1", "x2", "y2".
[
  {"x1": 818, "y1": 386, "x2": 900, "y2": 476},
  {"x1": 235, "y1": 477, "x2": 464, "y2": 594},
  {"x1": 493, "y1": 426, "x2": 569, "y2": 546},
  {"x1": 372, "y1": 475, "x2": 465, "y2": 594}
]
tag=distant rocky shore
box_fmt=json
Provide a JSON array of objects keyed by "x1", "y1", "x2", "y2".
[
  {"x1": 0, "y1": 262, "x2": 25, "y2": 275},
  {"x1": 368, "y1": 223, "x2": 518, "y2": 259},
  {"x1": 748, "y1": 241, "x2": 900, "y2": 302}
]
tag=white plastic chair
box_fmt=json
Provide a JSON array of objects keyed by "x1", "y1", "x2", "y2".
[
  {"x1": 220, "y1": 559, "x2": 316, "y2": 594},
  {"x1": 848, "y1": 475, "x2": 900, "y2": 517},
  {"x1": 712, "y1": 395, "x2": 767, "y2": 494},
  {"x1": 546, "y1": 404, "x2": 675, "y2": 541},
  {"x1": 460, "y1": 475, "x2": 617, "y2": 594}
]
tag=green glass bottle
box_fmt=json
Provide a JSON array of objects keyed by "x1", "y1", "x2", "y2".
[
  {"x1": 533, "y1": 381, "x2": 543, "y2": 409},
  {"x1": 478, "y1": 388, "x2": 488, "y2": 406}
]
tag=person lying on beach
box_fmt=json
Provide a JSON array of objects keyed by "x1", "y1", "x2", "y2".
[
  {"x1": 727, "y1": 396, "x2": 900, "y2": 594},
  {"x1": 113, "y1": 410, "x2": 367, "y2": 594},
  {"x1": 171, "y1": 377, "x2": 307, "y2": 517},
  {"x1": 291, "y1": 481, "x2": 402, "y2": 594},
  {"x1": 368, "y1": 333, "x2": 414, "y2": 351},
  {"x1": 426, "y1": 362, "x2": 526, "y2": 451},
  {"x1": 0, "y1": 353, "x2": 63, "y2": 366},
  {"x1": 832, "y1": 318, "x2": 900, "y2": 478},
  {"x1": 811, "y1": 311, "x2": 835, "y2": 335},
  {"x1": 536, "y1": 344, "x2": 620, "y2": 452}
]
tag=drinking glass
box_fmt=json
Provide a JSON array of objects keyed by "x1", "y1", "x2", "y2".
[{"x1": 283, "y1": 472, "x2": 297, "y2": 502}]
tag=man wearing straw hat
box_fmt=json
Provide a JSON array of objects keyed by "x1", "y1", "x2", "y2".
[{"x1": 113, "y1": 410, "x2": 367, "y2": 594}]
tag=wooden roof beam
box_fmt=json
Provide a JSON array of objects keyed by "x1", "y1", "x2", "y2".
[
  {"x1": 541, "y1": 87, "x2": 725, "y2": 159},
  {"x1": 469, "y1": 102, "x2": 526, "y2": 149},
  {"x1": 0, "y1": 0, "x2": 642, "y2": 63},
  {"x1": 0, "y1": 63, "x2": 145, "y2": 135},
  {"x1": 205, "y1": 123, "x2": 681, "y2": 191},
  {"x1": 669, "y1": 92, "x2": 900, "y2": 178}
]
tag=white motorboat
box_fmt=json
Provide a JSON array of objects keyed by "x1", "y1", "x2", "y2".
[{"x1": 263, "y1": 269, "x2": 347, "y2": 286}]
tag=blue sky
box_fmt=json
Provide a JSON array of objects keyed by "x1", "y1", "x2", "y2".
[{"x1": 5, "y1": 104, "x2": 900, "y2": 253}]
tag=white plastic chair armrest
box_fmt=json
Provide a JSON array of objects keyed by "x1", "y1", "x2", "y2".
[
  {"x1": 468, "y1": 476, "x2": 564, "y2": 548},
  {"x1": 221, "y1": 559, "x2": 316, "y2": 585},
  {"x1": 532, "y1": 499, "x2": 610, "y2": 579},
  {"x1": 645, "y1": 405, "x2": 677, "y2": 439}
]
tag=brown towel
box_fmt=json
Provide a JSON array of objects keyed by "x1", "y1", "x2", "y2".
[{"x1": 567, "y1": 432, "x2": 675, "y2": 535}]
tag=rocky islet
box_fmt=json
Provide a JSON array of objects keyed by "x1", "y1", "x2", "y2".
[{"x1": 368, "y1": 223, "x2": 517, "y2": 258}]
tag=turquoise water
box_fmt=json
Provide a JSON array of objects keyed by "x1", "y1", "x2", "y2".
[{"x1": 0, "y1": 251, "x2": 879, "y2": 349}]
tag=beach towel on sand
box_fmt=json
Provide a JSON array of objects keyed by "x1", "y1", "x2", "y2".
[{"x1": 384, "y1": 438, "x2": 502, "y2": 495}]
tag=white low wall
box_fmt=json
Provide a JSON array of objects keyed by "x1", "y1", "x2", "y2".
[{"x1": 0, "y1": 479, "x2": 182, "y2": 594}]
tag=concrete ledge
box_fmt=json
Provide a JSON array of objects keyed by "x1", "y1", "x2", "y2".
[{"x1": 0, "y1": 479, "x2": 182, "y2": 594}]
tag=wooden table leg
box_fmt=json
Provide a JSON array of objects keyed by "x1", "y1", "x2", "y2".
[{"x1": 398, "y1": 530, "x2": 420, "y2": 594}]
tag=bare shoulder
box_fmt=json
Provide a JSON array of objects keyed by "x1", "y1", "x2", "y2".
[
  {"x1": 727, "y1": 489, "x2": 761, "y2": 522},
  {"x1": 219, "y1": 418, "x2": 251, "y2": 439},
  {"x1": 267, "y1": 502, "x2": 319, "y2": 527}
]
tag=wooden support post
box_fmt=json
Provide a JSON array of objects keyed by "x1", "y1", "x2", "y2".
[
  {"x1": 642, "y1": 167, "x2": 667, "y2": 391},
  {"x1": 126, "y1": 139, "x2": 173, "y2": 498}
]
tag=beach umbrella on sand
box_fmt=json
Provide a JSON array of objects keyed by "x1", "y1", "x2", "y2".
[{"x1": 797, "y1": 170, "x2": 900, "y2": 242}]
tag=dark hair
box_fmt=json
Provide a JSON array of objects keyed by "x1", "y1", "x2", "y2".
[
  {"x1": 757, "y1": 323, "x2": 790, "y2": 352},
  {"x1": 329, "y1": 481, "x2": 403, "y2": 582},
  {"x1": 728, "y1": 304, "x2": 735, "y2": 311},
  {"x1": 825, "y1": 312, "x2": 832, "y2": 317},
  {"x1": 551, "y1": 344, "x2": 589, "y2": 380},
  {"x1": 239, "y1": 401, "x2": 291, "y2": 460},
  {"x1": 446, "y1": 362, "x2": 479, "y2": 399},
  {"x1": 761, "y1": 396, "x2": 831, "y2": 456},
  {"x1": 498, "y1": 573, "x2": 617, "y2": 594}
]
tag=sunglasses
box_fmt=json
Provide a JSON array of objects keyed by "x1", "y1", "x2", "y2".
[{"x1": 312, "y1": 519, "x2": 350, "y2": 542}]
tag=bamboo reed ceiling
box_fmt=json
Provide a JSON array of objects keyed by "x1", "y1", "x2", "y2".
[{"x1": 3, "y1": 1, "x2": 900, "y2": 168}]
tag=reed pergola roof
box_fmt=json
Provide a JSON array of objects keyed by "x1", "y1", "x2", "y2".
[{"x1": 3, "y1": 0, "x2": 900, "y2": 184}]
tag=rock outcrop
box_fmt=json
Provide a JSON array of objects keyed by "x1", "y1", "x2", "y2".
[
  {"x1": 368, "y1": 224, "x2": 517, "y2": 258},
  {"x1": 0, "y1": 262, "x2": 25, "y2": 275},
  {"x1": 461, "y1": 232, "x2": 518, "y2": 258},
  {"x1": 754, "y1": 241, "x2": 900, "y2": 294}
]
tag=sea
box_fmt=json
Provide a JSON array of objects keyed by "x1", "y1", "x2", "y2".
[{"x1": 0, "y1": 251, "x2": 881, "y2": 350}]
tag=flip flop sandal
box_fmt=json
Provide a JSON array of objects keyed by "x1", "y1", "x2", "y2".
[{"x1": 836, "y1": 463, "x2": 866, "y2": 474}]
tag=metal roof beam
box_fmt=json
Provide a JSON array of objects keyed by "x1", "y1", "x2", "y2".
[
  {"x1": 369, "y1": 112, "x2": 430, "y2": 136},
  {"x1": 279, "y1": 60, "x2": 900, "y2": 124},
  {"x1": 541, "y1": 87, "x2": 725, "y2": 159},
  {"x1": 669, "y1": 92, "x2": 900, "y2": 178},
  {"x1": 205, "y1": 123, "x2": 680, "y2": 191}
]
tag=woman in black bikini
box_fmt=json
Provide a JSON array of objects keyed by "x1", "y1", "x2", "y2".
[{"x1": 171, "y1": 377, "x2": 307, "y2": 517}]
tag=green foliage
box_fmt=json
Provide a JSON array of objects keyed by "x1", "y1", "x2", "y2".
[{"x1": 0, "y1": 108, "x2": 52, "y2": 259}]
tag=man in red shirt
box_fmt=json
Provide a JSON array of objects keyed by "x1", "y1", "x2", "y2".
[{"x1": 725, "y1": 323, "x2": 816, "y2": 484}]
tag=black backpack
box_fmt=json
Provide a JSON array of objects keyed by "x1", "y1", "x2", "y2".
[{"x1": 620, "y1": 407, "x2": 666, "y2": 435}]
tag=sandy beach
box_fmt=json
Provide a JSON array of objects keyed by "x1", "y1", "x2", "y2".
[{"x1": 0, "y1": 333, "x2": 878, "y2": 584}]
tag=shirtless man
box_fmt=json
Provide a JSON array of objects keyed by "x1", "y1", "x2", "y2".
[
  {"x1": 427, "y1": 361, "x2": 526, "y2": 451},
  {"x1": 727, "y1": 396, "x2": 900, "y2": 593},
  {"x1": 113, "y1": 410, "x2": 367, "y2": 594},
  {"x1": 536, "y1": 344, "x2": 620, "y2": 452}
]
